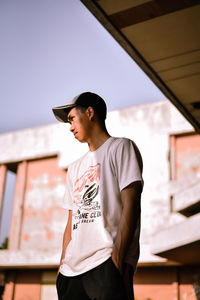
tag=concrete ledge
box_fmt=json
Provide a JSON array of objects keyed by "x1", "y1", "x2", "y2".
[
  {"x1": 173, "y1": 182, "x2": 200, "y2": 216},
  {"x1": 138, "y1": 244, "x2": 179, "y2": 267},
  {"x1": 0, "y1": 246, "x2": 175, "y2": 269},
  {"x1": 0, "y1": 250, "x2": 60, "y2": 269},
  {"x1": 151, "y1": 213, "x2": 200, "y2": 264}
]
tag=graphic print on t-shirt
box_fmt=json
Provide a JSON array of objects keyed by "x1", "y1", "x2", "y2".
[{"x1": 72, "y1": 163, "x2": 101, "y2": 230}]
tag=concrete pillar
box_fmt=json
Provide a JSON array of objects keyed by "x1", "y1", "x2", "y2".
[
  {"x1": 9, "y1": 161, "x2": 27, "y2": 250},
  {"x1": 169, "y1": 135, "x2": 176, "y2": 180},
  {"x1": 0, "y1": 165, "x2": 7, "y2": 235}
]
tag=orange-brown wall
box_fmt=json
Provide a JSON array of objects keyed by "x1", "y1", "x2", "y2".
[
  {"x1": 3, "y1": 270, "x2": 41, "y2": 300},
  {"x1": 9, "y1": 156, "x2": 67, "y2": 251},
  {"x1": 3, "y1": 265, "x2": 200, "y2": 300},
  {"x1": 170, "y1": 133, "x2": 200, "y2": 180},
  {"x1": 134, "y1": 265, "x2": 200, "y2": 300}
]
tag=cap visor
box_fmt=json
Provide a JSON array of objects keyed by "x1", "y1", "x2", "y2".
[{"x1": 52, "y1": 104, "x2": 76, "y2": 123}]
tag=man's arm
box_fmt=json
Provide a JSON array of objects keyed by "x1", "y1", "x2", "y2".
[
  {"x1": 111, "y1": 181, "x2": 142, "y2": 274},
  {"x1": 58, "y1": 210, "x2": 72, "y2": 273}
]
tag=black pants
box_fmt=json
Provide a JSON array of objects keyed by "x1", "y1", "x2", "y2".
[{"x1": 56, "y1": 258, "x2": 130, "y2": 300}]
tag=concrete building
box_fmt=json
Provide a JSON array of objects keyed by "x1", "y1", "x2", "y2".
[{"x1": 0, "y1": 99, "x2": 200, "y2": 300}]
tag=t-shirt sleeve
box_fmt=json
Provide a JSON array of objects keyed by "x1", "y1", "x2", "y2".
[
  {"x1": 62, "y1": 169, "x2": 73, "y2": 210},
  {"x1": 113, "y1": 138, "x2": 143, "y2": 191}
]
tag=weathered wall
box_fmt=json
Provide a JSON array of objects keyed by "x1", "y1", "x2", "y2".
[
  {"x1": 19, "y1": 157, "x2": 66, "y2": 251},
  {"x1": 0, "y1": 122, "x2": 88, "y2": 169},
  {"x1": 6, "y1": 156, "x2": 67, "y2": 250}
]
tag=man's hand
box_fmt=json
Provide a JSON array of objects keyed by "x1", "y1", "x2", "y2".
[
  {"x1": 58, "y1": 210, "x2": 72, "y2": 273},
  {"x1": 111, "y1": 251, "x2": 123, "y2": 274},
  {"x1": 111, "y1": 253, "x2": 134, "y2": 300},
  {"x1": 111, "y1": 181, "x2": 142, "y2": 298},
  {"x1": 123, "y1": 263, "x2": 134, "y2": 300}
]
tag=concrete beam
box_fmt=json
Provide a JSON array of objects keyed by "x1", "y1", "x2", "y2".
[
  {"x1": 173, "y1": 181, "x2": 200, "y2": 216},
  {"x1": 0, "y1": 165, "x2": 7, "y2": 235},
  {"x1": 151, "y1": 213, "x2": 200, "y2": 264}
]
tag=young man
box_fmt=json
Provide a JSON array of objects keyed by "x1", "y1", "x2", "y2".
[{"x1": 52, "y1": 92, "x2": 143, "y2": 300}]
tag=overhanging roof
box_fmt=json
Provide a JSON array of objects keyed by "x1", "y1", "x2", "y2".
[{"x1": 81, "y1": 0, "x2": 200, "y2": 133}]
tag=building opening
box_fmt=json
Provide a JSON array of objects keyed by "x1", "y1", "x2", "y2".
[{"x1": 0, "y1": 169, "x2": 16, "y2": 248}]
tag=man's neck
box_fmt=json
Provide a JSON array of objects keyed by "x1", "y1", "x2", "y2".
[{"x1": 88, "y1": 130, "x2": 111, "y2": 152}]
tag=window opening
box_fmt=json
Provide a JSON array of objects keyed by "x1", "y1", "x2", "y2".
[{"x1": 0, "y1": 170, "x2": 16, "y2": 248}]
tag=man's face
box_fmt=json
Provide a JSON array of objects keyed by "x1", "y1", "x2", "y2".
[{"x1": 67, "y1": 107, "x2": 91, "y2": 143}]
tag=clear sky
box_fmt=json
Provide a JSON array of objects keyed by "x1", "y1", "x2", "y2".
[{"x1": 0, "y1": 0, "x2": 164, "y2": 134}]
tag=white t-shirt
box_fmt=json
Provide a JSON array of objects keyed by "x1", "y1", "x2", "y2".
[{"x1": 59, "y1": 137, "x2": 143, "y2": 276}]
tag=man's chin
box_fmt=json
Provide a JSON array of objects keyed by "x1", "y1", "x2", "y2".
[{"x1": 75, "y1": 136, "x2": 85, "y2": 143}]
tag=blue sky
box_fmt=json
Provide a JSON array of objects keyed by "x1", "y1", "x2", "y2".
[{"x1": 0, "y1": 0, "x2": 164, "y2": 134}]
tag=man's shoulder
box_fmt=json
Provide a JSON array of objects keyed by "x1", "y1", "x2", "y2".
[
  {"x1": 109, "y1": 137, "x2": 142, "y2": 163},
  {"x1": 109, "y1": 137, "x2": 135, "y2": 148}
]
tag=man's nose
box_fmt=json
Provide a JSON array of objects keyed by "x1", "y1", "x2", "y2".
[{"x1": 70, "y1": 123, "x2": 74, "y2": 132}]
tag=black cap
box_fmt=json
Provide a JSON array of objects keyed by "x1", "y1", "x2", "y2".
[{"x1": 52, "y1": 92, "x2": 107, "y2": 123}]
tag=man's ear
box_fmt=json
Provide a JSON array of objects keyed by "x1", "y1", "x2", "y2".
[{"x1": 87, "y1": 106, "x2": 95, "y2": 120}]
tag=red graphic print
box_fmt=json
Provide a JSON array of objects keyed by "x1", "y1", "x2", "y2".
[{"x1": 73, "y1": 164, "x2": 100, "y2": 203}]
